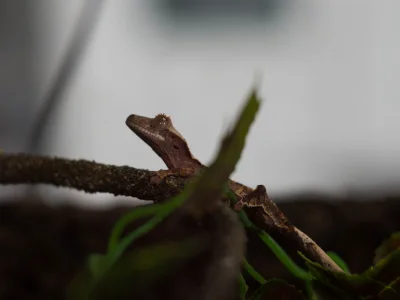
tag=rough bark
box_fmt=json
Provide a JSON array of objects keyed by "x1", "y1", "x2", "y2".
[
  {"x1": 0, "y1": 152, "x2": 342, "y2": 273},
  {"x1": 0, "y1": 153, "x2": 185, "y2": 202}
]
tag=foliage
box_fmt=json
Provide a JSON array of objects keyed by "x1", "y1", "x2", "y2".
[
  {"x1": 68, "y1": 87, "x2": 261, "y2": 299},
  {"x1": 67, "y1": 87, "x2": 400, "y2": 299}
]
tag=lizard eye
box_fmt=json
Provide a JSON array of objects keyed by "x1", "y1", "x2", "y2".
[{"x1": 155, "y1": 113, "x2": 171, "y2": 127}]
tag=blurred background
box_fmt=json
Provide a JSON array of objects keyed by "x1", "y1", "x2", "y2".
[{"x1": 1, "y1": 0, "x2": 400, "y2": 207}]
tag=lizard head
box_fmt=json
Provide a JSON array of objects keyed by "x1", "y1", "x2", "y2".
[{"x1": 126, "y1": 113, "x2": 202, "y2": 169}]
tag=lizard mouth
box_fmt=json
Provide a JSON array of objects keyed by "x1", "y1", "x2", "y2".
[{"x1": 129, "y1": 124, "x2": 165, "y2": 142}]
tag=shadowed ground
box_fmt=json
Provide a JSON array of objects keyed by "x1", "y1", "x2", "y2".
[{"x1": 0, "y1": 193, "x2": 399, "y2": 299}]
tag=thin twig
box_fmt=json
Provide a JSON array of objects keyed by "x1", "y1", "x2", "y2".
[{"x1": 29, "y1": 0, "x2": 106, "y2": 153}]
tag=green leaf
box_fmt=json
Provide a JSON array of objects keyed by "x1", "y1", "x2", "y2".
[
  {"x1": 238, "y1": 273, "x2": 249, "y2": 300},
  {"x1": 378, "y1": 277, "x2": 400, "y2": 300},
  {"x1": 326, "y1": 251, "x2": 350, "y2": 273},
  {"x1": 87, "y1": 254, "x2": 107, "y2": 279},
  {"x1": 69, "y1": 238, "x2": 204, "y2": 300},
  {"x1": 243, "y1": 258, "x2": 266, "y2": 284},
  {"x1": 107, "y1": 203, "x2": 167, "y2": 252},
  {"x1": 374, "y1": 232, "x2": 400, "y2": 264},
  {"x1": 181, "y1": 87, "x2": 261, "y2": 216},
  {"x1": 300, "y1": 249, "x2": 400, "y2": 298},
  {"x1": 88, "y1": 192, "x2": 189, "y2": 283}
]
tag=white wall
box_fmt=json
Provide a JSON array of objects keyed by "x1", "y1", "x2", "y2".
[{"x1": 33, "y1": 0, "x2": 400, "y2": 207}]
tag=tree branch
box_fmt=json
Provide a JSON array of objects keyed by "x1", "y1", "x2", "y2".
[
  {"x1": 0, "y1": 153, "x2": 184, "y2": 202},
  {"x1": 0, "y1": 152, "x2": 342, "y2": 273}
]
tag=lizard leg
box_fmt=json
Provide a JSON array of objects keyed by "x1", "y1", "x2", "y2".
[
  {"x1": 232, "y1": 185, "x2": 343, "y2": 272},
  {"x1": 233, "y1": 185, "x2": 292, "y2": 230},
  {"x1": 150, "y1": 167, "x2": 196, "y2": 185},
  {"x1": 233, "y1": 185, "x2": 269, "y2": 211}
]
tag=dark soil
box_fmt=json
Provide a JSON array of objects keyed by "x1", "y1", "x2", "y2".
[{"x1": 0, "y1": 193, "x2": 399, "y2": 299}]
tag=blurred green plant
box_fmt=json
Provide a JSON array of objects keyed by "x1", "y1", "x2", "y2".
[
  {"x1": 68, "y1": 86, "x2": 261, "y2": 299},
  {"x1": 67, "y1": 85, "x2": 400, "y2": 300}
]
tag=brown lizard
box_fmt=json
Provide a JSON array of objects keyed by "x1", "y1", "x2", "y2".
[{"x1": 126, "y1": 113, "x2": 343, "y2": 273}]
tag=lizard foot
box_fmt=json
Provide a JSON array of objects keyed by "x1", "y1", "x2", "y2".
[
  {"x1": 233, "y1": 185, "x2": 268, "y2": 211},
  {"x1": 234, "y1": 184, "x2": 291, "y2": 229},
  {"x1": 150, "y1": 167, "x2": 195, "y2": 185}
]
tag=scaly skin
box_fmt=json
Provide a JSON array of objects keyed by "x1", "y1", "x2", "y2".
[
  {"x1": 126, "y1": 113, "x2": 343, "y2": 273},
  {"x1": 125, "y1": 113, "x2": 253, "y2": 197}
]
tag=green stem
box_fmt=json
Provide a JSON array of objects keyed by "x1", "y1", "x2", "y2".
[
  {"x1": 327, "y1": 251, "x2": 350, "y2": 273},
  {"x1": 257, "y1": 230, "x2": 311, "y2": 281},
  {"x1": 238, "y1": 273, "x2": 248, "y2": 300},
  {"x1": 243, "y1": 258, "x2": 266, "y2": 284},
  {"x1": 105, "y1": 191, "x2": 188, "y2": 274},
  {"x1": 105, "y1": 210, "x2": 170, "y2": 273},
  {"x1": 108, "y1": 204, "x2": 165, "y2": 252}
]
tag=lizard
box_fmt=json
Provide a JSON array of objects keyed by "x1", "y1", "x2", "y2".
[{"x1": 125, "y1": 113, "x2": 343, "y2": 273}]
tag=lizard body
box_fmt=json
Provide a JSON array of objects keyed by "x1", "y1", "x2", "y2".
[
  {"x1": 125, "y1": 113, "x2": 252, "y2": 197},
  {"x1": 126, "y1": 113, "x2": 343, "y2": 273}
]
